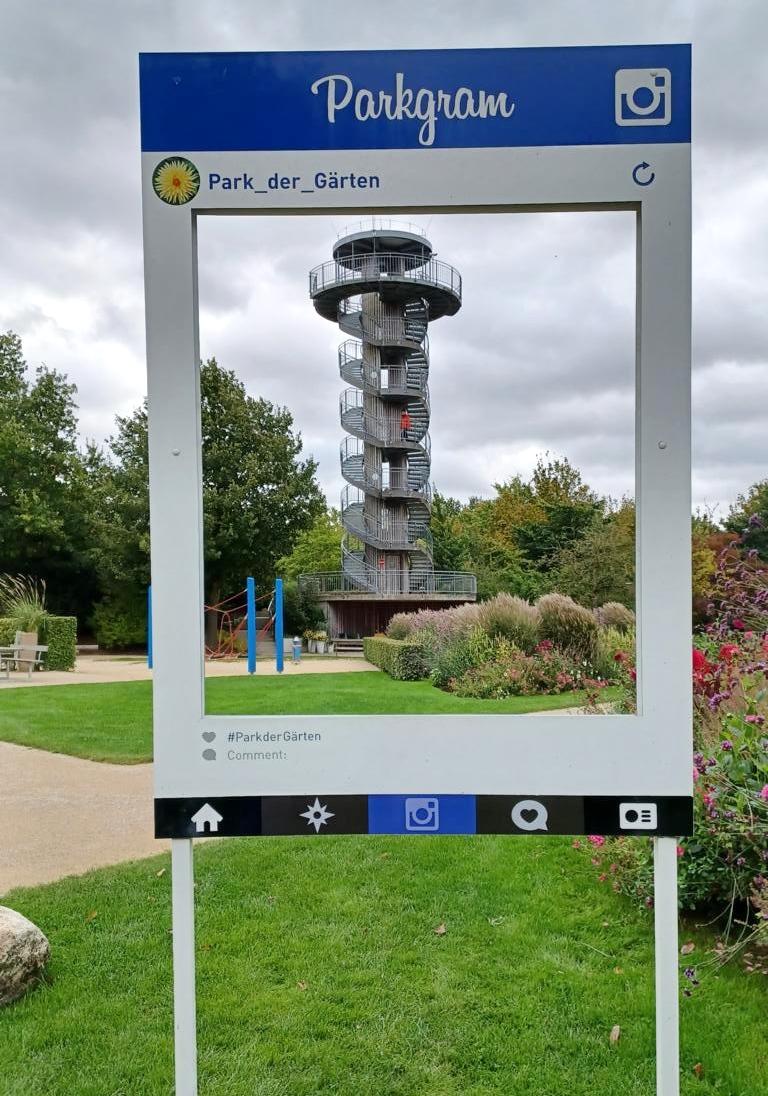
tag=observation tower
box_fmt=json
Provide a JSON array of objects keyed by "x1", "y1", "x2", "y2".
[{"x1": 301, "y1": 222, "x2": 476, "y2": 639}]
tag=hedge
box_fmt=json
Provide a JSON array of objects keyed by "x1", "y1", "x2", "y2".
[
  {"x1": 363, "y1": 634, "x2": 428, "y2": 681},
  {"x1": 0, "y1": 615, "x2": 77, "y2": 671},
  {"x1": 92, "y1": 596, "x2": 147, "y2": 649}
]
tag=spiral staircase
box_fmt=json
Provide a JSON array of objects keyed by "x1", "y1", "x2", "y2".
[{"x1": 300, "y1": 223, "x2": 476, "y2": 626}]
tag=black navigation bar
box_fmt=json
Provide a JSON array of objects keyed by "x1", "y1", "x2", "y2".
[{"x1": 155, "y1": 794, "x2": 693, "y2": 839}]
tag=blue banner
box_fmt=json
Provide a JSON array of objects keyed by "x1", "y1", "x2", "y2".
[{"x1": 140, "y1": 46, "x2": 690, "y2": 153}]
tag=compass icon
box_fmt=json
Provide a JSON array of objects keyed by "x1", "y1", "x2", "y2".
[{"x1": 299, "y1": 797, "x2": 335, "y2": 833}]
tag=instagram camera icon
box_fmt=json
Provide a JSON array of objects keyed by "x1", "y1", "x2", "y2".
[
  {"x1": 615, "y1": 68, "x2": 671, "y2": 126},
  {"x1": 404, "y1": 797, "x2": 440, "y2": 832}
]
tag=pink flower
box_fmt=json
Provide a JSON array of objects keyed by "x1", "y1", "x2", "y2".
[
  {"x1": 718, "y1": 643, "x2": 739, "y2": 663},
  {"x1": 760, "y1": 786, "x2": 768, "y2": 802},
  {"x1": 588, "y1": 834, "x2": 606, "y2": 847},
  {"x1": 733, "y1": 618, "x2": 746, "y2": 631},
  {"x1": 745, "y1": 714, "x2": 765, "y2": 725},
  {"x1": 676, "y1": 845, "x2": 685, "y2": 857}
]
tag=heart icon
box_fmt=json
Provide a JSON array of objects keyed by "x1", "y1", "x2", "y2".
[
  {"x1": 520, "y1": 809, "x2": 538, "y2": 824},
  {"x1": 202, "y1": 731, "x2": 216, "y2": 743},
  {"x1": 202, "y1": 749, "x2": 217, "y2": 761}
]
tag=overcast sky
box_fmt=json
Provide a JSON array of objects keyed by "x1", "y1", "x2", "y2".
[{"x1": 2, "y1": 1, "x2": 767, "y2": 518}]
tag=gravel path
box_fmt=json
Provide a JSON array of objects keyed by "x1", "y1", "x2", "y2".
[
  {"x1": 1, "y1": 655, "x2": 376, "y2": 689},
  {"x1": 0, "y1": 742, "x2": 165, "y2": 894}
]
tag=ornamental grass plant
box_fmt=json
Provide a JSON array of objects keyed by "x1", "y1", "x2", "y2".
[
  {"x1": 477, "y1": 592, "x2": 540, "y2": 653},
  {"x1": 536, "y1": 591, "x2": 600, "y2": 665},
  {"x1": 594, "y1": 601, "x2": 635, "y2": 633},
  {"x1": 0, "y1": 573, "x2": 48, "y2": 635}
]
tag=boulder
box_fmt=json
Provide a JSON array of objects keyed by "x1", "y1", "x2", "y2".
[{"x1": 0, "y1": 906, "x2": 50, "y2": 1006}]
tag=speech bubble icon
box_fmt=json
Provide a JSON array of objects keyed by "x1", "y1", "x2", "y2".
[
  {"x1": 510, "y1": 799, "x2": 548, "y2": 831},
  {"x1": 202, "y1": 748, "x2": 217, "y2": 761}
]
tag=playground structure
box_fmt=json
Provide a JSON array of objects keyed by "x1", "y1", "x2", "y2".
[
  {"x1": 147, "y1": 578, "x2": 285, "y2": 673},
  {"x1": 300, "y1": 221, "x2": 476, "y2": 638}
]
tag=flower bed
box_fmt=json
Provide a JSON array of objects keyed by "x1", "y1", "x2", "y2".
[
  {"x1": 380, "y1": 592, "x2": 634, "y2": 699},
  {"x1": 576, "y1": 534, "x2": 768, "y2": 975}
]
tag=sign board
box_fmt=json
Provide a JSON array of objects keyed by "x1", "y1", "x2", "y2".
[{"x1": 140, "y1": 47, "x2": 692, "y2": 841}]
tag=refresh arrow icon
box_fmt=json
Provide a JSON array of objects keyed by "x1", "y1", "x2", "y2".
[{"x1": 632, "y1": 162, "x2": 655, "y2": 187}]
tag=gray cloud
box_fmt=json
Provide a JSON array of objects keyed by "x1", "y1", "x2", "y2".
[{"x1": 1, "y1": 0, "x2": 766, "y2": 516}]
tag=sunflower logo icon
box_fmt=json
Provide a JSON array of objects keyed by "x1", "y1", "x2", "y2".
[{"x1": 152, "y1": 156, "x2": 200, "y2": 205}]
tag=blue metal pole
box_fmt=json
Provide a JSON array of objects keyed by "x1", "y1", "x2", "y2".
[
  {"x1": 246, "y1": 577, "x2": 256, "y2": 675},
  {"x1": 147, "y1": 585, "x2": 153, "y2": 669},
  {"x1": 275, "y1": 578, "x2": 284, "y2": 673}
]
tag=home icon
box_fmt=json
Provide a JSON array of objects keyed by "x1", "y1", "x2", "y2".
[{"x1": 191, "y1": 803, "x2": 223, "y2": 834}]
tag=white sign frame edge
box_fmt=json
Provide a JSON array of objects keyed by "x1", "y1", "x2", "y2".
[
  {"x1": 142, "y1": 143, "x2": 690, "y2": 1096},
  {"x1": 143, "y1": 145, "x2": 692, "y2": 803}
]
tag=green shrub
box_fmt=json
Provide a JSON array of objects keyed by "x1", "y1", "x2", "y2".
[
  {"x1": 450, "y1": 641, "x2": 534, "y2": 698},
  {"x1": 594, "y1": 601, "x2": 635, "y2": 632},
  {"x1": 478, "y1": 593, "x2": 540, "y2": 652},
  {"x1": 0, "y1": 614, "x2": 77, "y2": 670},
  {"x1": 431, "y1": 627, "x2": 494, "y2": 689},
  {"x1": 536, "y1": 592, "x2": 599, "y2": 664},
  {"x1": 449, "y1": 638, "x2": 585, "y2": 699},
  {"x1": 593, "y1": 626, "x2": 636, "y2": 680},
  {"x1": 363, "y1": 635, "x2": 428, "y2": 680},
  {"x1": 93, "y1": 596, "x2": 147, "y2": 649}
]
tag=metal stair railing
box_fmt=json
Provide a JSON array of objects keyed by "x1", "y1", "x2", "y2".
[
  {"x1": 299, "y1": 570, "x2": 478, "y2": 597},
  {"x1": 338, "y1": 298, "x2": 428, "y2": 348},
  {"x1": 309, "y1": 252, "x2": 462, "y2": 300},
  {"x1": 339, "y1": 390, "x2": 430, "y2": 444}
]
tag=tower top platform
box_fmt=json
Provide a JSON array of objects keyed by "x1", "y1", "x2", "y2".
[
  {"x1": 310, "y1": 221, "x2": 461, "y2": 322},
  {"x1": 333, "y1": 227, "x2": 434, "y2": 269}
]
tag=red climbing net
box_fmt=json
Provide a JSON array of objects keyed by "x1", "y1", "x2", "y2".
[{"x1": 204, "y1": 587, "x2": 274, "y2": 660}]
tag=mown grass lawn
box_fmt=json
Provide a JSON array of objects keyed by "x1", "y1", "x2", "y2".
[
  {"x1": 2, "y1": 835, "x2": 766, "y2": 1096},
  {"x1": 0, "y1": 674, "x2": 618, "y2": 764}
]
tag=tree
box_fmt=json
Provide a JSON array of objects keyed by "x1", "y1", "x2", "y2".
[
  {"x1": 276, "y1": 508, "x2": 343, "y2": 580},
  {"x1": 501, "y1": 456, "x2": 602, "y2": 571},
  {"x1": 91, "y1": 357, "x2": 325, "y2": 645},
  {"x1": 429, "y1": 492, "x2": 466, "y2": 572},
  {"x1": 553, "y1": 500, "x2": 635, "y2": 608},
  {"x1": 726, "y1": 479, "x2": 768, "y2": 560},
  {"x1": 447, "y1": 495, "x2": 541, "y2": 601},
  {"x1": 0, "y1": 331, "x2": 97, "y2": 620}
]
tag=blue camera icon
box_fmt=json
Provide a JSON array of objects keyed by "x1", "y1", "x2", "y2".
[
  {"x1": 615, "y1": 68, "x2": 671, "y2": 127},
  {"x1": 404, "y1": 796, "x2": 440, "y2": 831}
]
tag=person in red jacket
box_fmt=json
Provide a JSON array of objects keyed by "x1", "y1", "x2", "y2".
[{"x1": 400, "y1": 408, "x2": 412, "y2": 440}]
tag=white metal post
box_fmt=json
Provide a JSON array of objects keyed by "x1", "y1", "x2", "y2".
[
  {"x1": 653, "y1": 837, "x2": 680, "y2": 1096},
  {"x1": 171, "y1": 839, "x2": 198, "y2": 1096}
]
